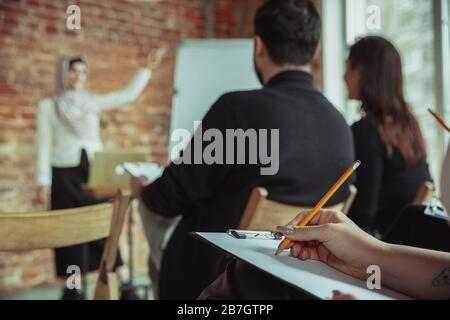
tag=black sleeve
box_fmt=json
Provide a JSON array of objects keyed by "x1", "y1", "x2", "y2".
[
  {"x1": 348, "y1": 119, "x2": 385, "y2": 229},
  {"x1": 141, "y1": 94, "x2": 236, "y2": 217}
]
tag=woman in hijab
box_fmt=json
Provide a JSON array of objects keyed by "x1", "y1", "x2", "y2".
[{"x1": 35, "y1": 52, "x2": 162, "y2": 299}]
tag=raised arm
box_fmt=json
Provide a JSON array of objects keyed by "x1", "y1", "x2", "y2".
[
  {"x1": 93, "y1": 47, "x2": 167, "y2": 112},
  {"x1": 92, "y1": 68, "x2": 152, "y2": 112}
]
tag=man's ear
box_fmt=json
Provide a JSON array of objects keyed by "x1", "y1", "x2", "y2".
[
  {"x1": 254, "y1": 36, "x2": 265, "y2": 57},
  {"x1": 312, "y1": 45, "x2": 321, "y2": 73}
]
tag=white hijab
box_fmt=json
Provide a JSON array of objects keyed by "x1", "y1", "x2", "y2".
[{"x1": 54, "y1": 55, "x2": 99, "y2": 139}]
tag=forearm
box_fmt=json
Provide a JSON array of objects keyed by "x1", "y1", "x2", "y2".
[
  {"x1": 95, "y1": 68, "x2": 151, "y2": 111},
  {"x1": 375, "y1": 243, "x2": 450, "y2": 299}
]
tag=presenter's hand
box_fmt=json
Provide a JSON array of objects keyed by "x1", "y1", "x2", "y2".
[
  {"x1": 35, "y1": 186, "x2": 50, "y2": 204},
  {"x1": 276, "y1": 210, "x2": 387, "y2": 280},
  {"x1": 146, "y1": 45, "x2": 168, "y2": 70}
]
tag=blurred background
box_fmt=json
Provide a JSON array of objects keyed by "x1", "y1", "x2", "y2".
[{"x1": 0, "y1": 0, "x2": 448, "y2": 299}]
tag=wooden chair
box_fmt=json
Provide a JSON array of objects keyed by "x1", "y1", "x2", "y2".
[
  {"x1": 413, "y1": 181, "x2": 435, "y2": 204},
  {"x1": 239, "y1": 185, "x2": 358, "y2": 231},
  {"x1": 0, "y1": 189, "x2": 130, "y2": 300}
]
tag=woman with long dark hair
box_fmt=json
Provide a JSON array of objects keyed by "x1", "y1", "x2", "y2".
[{"x1": 345, "y1": 36, "x2": 432, "y2": 236}]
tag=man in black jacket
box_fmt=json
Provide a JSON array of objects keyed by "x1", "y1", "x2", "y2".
[{"x1": 131, "y1": 0, "x2": 355, "y2": 299}]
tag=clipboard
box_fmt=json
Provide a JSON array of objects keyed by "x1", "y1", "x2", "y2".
[
  {"x1": 115, "y1": 162, "x2": 164, "y2": 182},
  {"x1": 226, "y1": 229, "x2": 283, "y2": 240},
  {"x1": 193, "y1": 232, "x2": 412, "y2": 300}
]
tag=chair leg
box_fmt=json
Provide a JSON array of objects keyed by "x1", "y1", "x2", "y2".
[
  {"x1": 94, "y1": 272, "x2": 119, "y2": 300},
  {"x1": 107, "y1": 272, "x2": 119, "y2": 300}
]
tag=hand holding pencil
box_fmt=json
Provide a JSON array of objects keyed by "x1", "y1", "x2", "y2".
[
  {"x1": 275, "y1": 160, "x2": 361, "y2": 255},
  {"x1": 147, "y1": 45, "x2": 169, "y2": 70},
  {"x1": 275, "y1": 209, "x2": 385, "y2": 281}
]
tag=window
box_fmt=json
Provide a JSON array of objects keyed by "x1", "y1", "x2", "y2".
[{"x1": 441, "y1": 0, "x2": 450, "y2": 170}]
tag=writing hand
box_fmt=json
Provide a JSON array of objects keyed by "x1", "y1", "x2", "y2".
[{"x1": 277, "y1": 210, "x2": 387, "y2": 280}]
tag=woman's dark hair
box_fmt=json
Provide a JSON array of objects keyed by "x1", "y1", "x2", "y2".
[
  {"x1": 348, "y1": 36, "x2": 426, "y2": 165},
  {"x1": 254, "y1": 0, "x2": 321, "y2": 66}
]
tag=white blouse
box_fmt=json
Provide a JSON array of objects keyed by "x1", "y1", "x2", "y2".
[{"x1": 36, "y1": 68, "x2": 151, "y2": 186}]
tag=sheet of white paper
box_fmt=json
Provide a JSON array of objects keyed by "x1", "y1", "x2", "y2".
[
  {"x1": 424, "y1": 198, "x2": 449, "y2": 221},
  {"x1": 115, "y1": 162, "x2": 164, "y2": 182},
  {"x1": 196, "y1": 232, "x2": 412, "y2": 300}
]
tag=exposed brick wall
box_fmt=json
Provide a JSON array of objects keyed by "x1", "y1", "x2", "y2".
[
  {"x1": 0, "y1": 0, "x2": 321, "y2": 293},
  {"x1": 0, "y1": 0, "x2": 264, "y2": 293}
]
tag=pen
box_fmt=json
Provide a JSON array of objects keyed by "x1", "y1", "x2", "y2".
[{"x1": 275, "y1": 160, "x2": 361, "y2": 255}]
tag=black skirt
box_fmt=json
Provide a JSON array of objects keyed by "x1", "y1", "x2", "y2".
[{"x1": 51, "y1": 149, "x2": 123, "y2": 277}]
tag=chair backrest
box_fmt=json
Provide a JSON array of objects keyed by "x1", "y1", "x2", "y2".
[
  {"x1": 0, "y1": 190, "x2": 130, "y2": 300},
  {"x1": 342, "y1": 184, "x2": 358, "y2": 215},
  {"x1": 413, "y1": 181, "x2": 435, "y2": 204},
  {"x1": 239, "y1": 186, "x2": 357, "y2": 231}
]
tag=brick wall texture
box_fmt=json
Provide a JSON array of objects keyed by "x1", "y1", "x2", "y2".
[{"x1": 0, "y1": 0, "x2": 320, "y2": 293}]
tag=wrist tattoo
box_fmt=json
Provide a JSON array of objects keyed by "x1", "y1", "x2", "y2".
[{"x1": 432, "y1": 267, "x2": 450, "y2": 287}]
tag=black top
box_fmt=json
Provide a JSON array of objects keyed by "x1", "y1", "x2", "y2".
[
  {"x1": 348, "y1": 117, "x2": 432, "y2": 234},
  {"x1": 142, "y1": 71, "x2": 355, "y2": 299}
]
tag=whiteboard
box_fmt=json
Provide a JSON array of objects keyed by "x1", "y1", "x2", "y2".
[{"x1": 169, "y1": 39, "x2": 261, "y2": 160}]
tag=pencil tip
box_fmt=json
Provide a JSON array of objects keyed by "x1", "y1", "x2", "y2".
[{"x1": 275, "y1": 249, "x2": 282, "y2": 255}]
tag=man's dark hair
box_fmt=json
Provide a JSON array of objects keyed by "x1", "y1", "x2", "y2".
[{"x1": 254, "y1": 0, "x2": 321, "y2": 66}]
